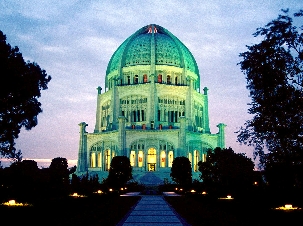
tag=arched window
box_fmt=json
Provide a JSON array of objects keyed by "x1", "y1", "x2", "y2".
[
  {"x1": 127, "y1": 76, "x2": 130, "y2": 85},
  {"x1": 168, "y1": 151, "x2": 173, "y2": 167},
  {"x1": 130, "y1": 150, "x2": 136, "y2": 166},
  {"x1": 91, "y1": 152, "x2": 96, "y2": 168},
  {"x1": 175, "y1": 76, "x2": 178, "y2": 85},
  {"x1": 143, "y1": 74, "x2": 148, "y2": 83},
  {"x1": 157, "y1": 74, "x2": 162, "y2": 83},
  {"x1": 148, "y1": 148, "x2": 157, "y2": 171},
  {"x1": 138, "y1": 151, "x2": 143, "y2": 167},
  {"x1": 202, "y1": 153, "x2": 207, "y2": 162},
  {"x1": 134, "y1": 75, "x2": 138, "y2": 84},
  {"x1": 105, "y1": 150, "x2": 111, "y2": 171},
  {"x1": 161, "y1": 151, "x2": 166, "y2": 167},
  {"x1": 97, "y1": 152, "x2": 102, "y2": 167},
  {"x1": 167, "y1": 75, "x2": 171, "y2": 84}
]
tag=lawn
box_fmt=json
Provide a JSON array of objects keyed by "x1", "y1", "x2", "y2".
[
  {"x1": 0, "y1": 195, "x2": 140, "y2": 226},
  {"x1": 165, "y1": 194, "x2": 303, "y2": 226}
]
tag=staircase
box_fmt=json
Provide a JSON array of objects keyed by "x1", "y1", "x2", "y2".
[{"x1": 132, "y1": 171, "x2": 171, "y2": 185}]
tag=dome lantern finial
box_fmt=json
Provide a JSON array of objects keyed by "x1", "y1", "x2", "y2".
[{"x1": 147, "y1": 24, "x2": 158, "y2": 34}]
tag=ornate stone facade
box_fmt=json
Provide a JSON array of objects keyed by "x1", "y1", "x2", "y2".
[{"x1": 77, "y1": 24, "x2": 226, "y2": 182}]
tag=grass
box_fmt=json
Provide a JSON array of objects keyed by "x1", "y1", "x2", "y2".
[
  {"x1": 165, "y1": 194, "x2": 303, "y2": 226},
  {"x1": 0, "y1": 194, "x2": 140, "y2": 226}
]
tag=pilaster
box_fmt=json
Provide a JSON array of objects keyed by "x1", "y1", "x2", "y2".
[
  {"x1": 217, "y1": 123, "x2": 227, "y2": 148},
  {"x1": 77, "y1": 122, "x2": 88, "y2": 173},
  {"x1": 118, "y1": 116, "x2": 126, "y2": 156},
  {"x1": 203, "y1": 87, "x2": 210, "y2": 133},
  {"x1": 94, "y1": 86, "x2": 102, "y2": 133}
]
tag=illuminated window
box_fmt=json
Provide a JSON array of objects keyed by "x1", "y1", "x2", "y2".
[
  {"x1": 143, "y1": 74, "x2": 148, "y2": 83},
  {"x1": 147, "y1": 26, "x2": 158, "y2": 33},
  {"x1": 168, "y1": 151, "x2": 173, "y2": 167},
  {"x1": 158, "y1": 74, "x2": 162, "y2": 83},
  {"x1": 97, "y1": 153, "x2": 102, "y2": 167},
  {"x1": 148, "y1": 148, "x2": 156, "y2": 163},
  {"x1": 161, "y1": 151, "x2": 166, "y2": 167},
  {"x1": 202, "y1": 153, "x2": 206, "y2": 162},
  {"x1": 188, "y1": 153, "x2": 192, "y2": 166},
  {"x1": 91, "y1": 153, "x2": 96, "y2": 167},
  {"x1": 130, "y1": 151, "x2": 136, "y2": 166},
  {"x1": 148, "y1": 148, "x2": 157, "y2": 171},
  {"x1": 105, "y1": 150, "x2": 111, "y2": 171},
  {"x1": 138, "y1": 151, "x2": 143, "y2": 167}
]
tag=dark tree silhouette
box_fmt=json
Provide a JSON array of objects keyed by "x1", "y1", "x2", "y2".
[
  {"x1": 48, "y1": 157, "x2": 70, "y2": 196},
  {"x1": 0, "y1": 160, "x2": 40, "y2": 201},
  {"x1": 106, "y1": 156, "x2": 132, "y2": 189},
  {"x1": 0, "y1": 30, "x2": 51, "y2": 159},
  {"x1": 199, "y1": 147, "x2": 255, "y2": 196},
  {"x1": 237, "y1": 9, "x2": 303, "y2": 188},
  {"x1": 170, "y1": 156, "x2": 192, "y2": 187}
]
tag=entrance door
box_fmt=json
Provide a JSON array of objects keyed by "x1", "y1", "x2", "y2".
[
  {"x1": 148, "y1": 163, "x2": 156, "y2": 171},
  {"x1": 147, "y1": 148, "x2": 156, "y2": 171}
]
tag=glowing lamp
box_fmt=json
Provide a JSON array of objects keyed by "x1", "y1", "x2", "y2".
[
  {"x1": 109, "y1": 188, "x2": 113, "y2": 192},
  {"x1": 8, "y1": 200, "x2": 16, "y2": 205},
  {"x1": 97, "y1": 190, "x2": 102, "y2": 194},
  {"x1": 274, "y1": 204, "x2": 300, "y2": 210},
  {"x1": 202, "y1": 191, "x2": 207, "y2": 195},
  {"x1": 190, "y1": 189, "x2": 196, "y2": 193},
  {"x1": 285, "y1": 204, "x2": 293, "y2": 209}
]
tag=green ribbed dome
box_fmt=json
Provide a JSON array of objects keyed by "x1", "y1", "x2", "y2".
[{"x1": 106, "y1": 24, "x2": 199, "y2": 77}]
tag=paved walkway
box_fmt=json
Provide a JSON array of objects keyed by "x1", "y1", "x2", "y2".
[{"x1": 117, "y1": 195, "x2": 190, "y2": 226}]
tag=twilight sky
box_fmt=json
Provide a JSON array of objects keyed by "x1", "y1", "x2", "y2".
[{"x1": 1, "y1": 0, "x2": 302, "y2": 167}]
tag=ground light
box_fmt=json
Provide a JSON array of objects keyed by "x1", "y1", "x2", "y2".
[
  {"x1": 1, "y1": 200, "x2": 32, "y2": 207},
  {"x1": 274, "y1": 204, "x2": 301, "y2": 211},
  {"x1": 94, "y1": 190, "x2": 103, "y2": 194},
  {"x1": 70, "y1": 193, "x2": 86, "y2": 198},
  {"x1": 201, "y1": 191, "x2": 207, "y2": 195},
  {"x1": 218, "y1": 195, "x2": 234, "y2": 200}
]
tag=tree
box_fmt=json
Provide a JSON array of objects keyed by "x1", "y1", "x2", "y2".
[
  {"x1": 1, "y1": 160, "x2": 41, "y2": 201},
  {"x1": 237, "y1": 9, "x2": 303, "y2": 188},
  {"x1": 48, "y1": 157, "x2": 70, "y2": 196},
  {"x1": 106, "y1": 156, "x2": 132, "y2": 189},
  {"x1": 170, "y1": 157, "x2": 192, "y2": 187},
  {"x1": 199, "y1": 147, "x2": 255, "y2": 196},
  {"x1": 0, "y1": 30, "x2": 51, "y2": 159}
]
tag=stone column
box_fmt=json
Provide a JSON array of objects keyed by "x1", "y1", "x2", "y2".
[
  {"x1": 178, "y1": 116, "x2": 186, "y2": 157},
  {"x1": 203, "y1": 87, "x2": 210, "y2": 133},
  {"x1": 94, "y1": 86, "x2": 102, "y2": 133},
  {"x1": 118, "y1": 116, "x2": 126, "y2": 156},
  {"x1": 217, "y1": 123, "x2": 227, "y2": 148},
  {"x1": 77, "y1": 122, "x2": 88, "y2": 173}
]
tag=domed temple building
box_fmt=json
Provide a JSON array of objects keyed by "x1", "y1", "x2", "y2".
[{"x1": 76, "y1": 24, "x2": 226, "y2": 183}]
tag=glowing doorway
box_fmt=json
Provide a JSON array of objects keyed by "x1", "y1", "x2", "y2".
[{"x1": 147, "y1": 148, "x2": 156, "y2": 171}]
